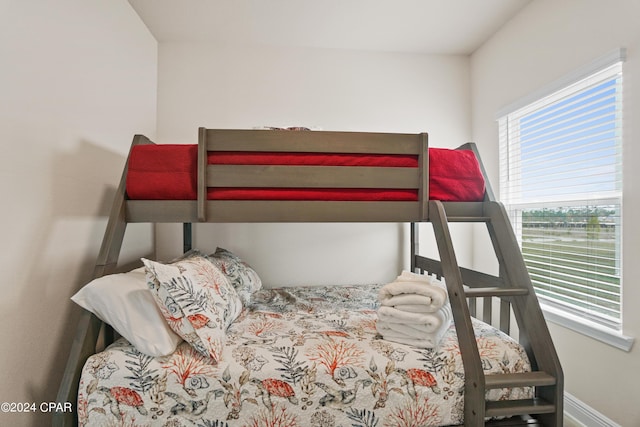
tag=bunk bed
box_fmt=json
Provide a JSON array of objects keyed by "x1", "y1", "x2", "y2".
[{"x1": 55, "y1": 128, "x2": 563, "y2": 426}]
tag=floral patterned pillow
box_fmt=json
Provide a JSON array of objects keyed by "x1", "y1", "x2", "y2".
[
  {"x1": 143, "y1": 255, "x2": 242, "y2": 362},
  {"x1": 207, "y1": 247, "x2": 262, "y2": 304}
]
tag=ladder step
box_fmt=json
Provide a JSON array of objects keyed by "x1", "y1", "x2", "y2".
[
  {"x1": 485, "y1": 416, "x2": 540, "y2": 426},
  {"x1": 486, "y1": 398, "x2": 555, "y2": 418},
  {"x1": 485, "y1": 371, "x2": 557, "y2": 389},
  {"x1": 445, "y1": 216, "x2": 491, "y2": 222},
  {"x1": 465, "y1": 287, "x2": 529, "y2": 298}
]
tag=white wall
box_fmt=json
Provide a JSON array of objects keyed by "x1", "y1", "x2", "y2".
[
  {"x1": 0, "y1": 1, "x2": 157, "y2": 425},
  {"x1": 471, "y1": 0, "x2": 640, "y2": 424},
  {"x1": 154, "y1": 42, "x2": 474, "y2": 286}
]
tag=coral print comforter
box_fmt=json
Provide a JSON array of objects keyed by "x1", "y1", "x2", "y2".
[{"x1": 78, "y1": 285, "x2": 532, "y2": 427}]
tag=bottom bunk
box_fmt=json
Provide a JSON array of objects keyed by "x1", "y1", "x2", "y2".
[{"x1": 76, "y1": 274, "x2": 533, "y2": 427}]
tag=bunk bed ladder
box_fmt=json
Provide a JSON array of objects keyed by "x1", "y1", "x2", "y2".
[{"x1": 428, "y1": 200, "x2": 563, "y2": 426}]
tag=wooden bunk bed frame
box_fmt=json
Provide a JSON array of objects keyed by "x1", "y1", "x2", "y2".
[{"x1": 55, "y1": 129, "x2": 563, "y2": 427}]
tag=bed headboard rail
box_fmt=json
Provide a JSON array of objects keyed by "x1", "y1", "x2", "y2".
[
  {"x1": 197, "y1": 128, "x2": 429, "y2": 222},
  {"x1": 201, "y1": 128, "x2": 423, "y2": 154}
]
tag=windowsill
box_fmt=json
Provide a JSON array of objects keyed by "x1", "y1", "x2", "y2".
[{"x1": 541, "y1": 303, "x2": 634, "y2": 352}]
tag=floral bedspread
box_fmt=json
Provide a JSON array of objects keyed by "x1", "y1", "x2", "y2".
[{"x1": 78, "y1": 284, "x2": 532, "y2": 427}]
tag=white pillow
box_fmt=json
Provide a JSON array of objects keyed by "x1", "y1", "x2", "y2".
[{"x1": 71, "y1": 268, "x2": 182, "y2": 357}]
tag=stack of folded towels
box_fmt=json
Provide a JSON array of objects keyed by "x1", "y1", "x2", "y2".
[{"x1": 376, "y1": 271, "x2": 452, "y2": 349}]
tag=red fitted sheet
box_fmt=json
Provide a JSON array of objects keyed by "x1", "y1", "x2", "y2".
[
  {"x1": 208, "y1": 151, "x2": 419, "y2": 168},
  {"x1": 125, "y1": 145, "x2": 485, "y2": 202}
]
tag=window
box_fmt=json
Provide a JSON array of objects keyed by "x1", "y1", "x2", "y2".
[{"x1": 498, "y1": 52, "x2": 624, "y2": 334}]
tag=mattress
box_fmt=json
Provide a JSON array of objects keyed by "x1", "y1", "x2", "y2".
[
  {"x1": 78, "y1": 284, "x2": 532, "y2": 427},
  {"x1": 125, "y1": 145, "x2": 486, "y2": 202}
]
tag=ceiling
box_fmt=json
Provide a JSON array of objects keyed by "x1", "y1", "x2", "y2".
[{"x1": 128, "y1": 0, "x2": 531, "y2": 55}]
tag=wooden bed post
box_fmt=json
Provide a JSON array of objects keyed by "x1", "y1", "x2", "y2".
[
  {"x1": 457, "y1": 142, "x2": 496, "y2": 202},
  {"x1": 418, "y1": 132, "x2": 429, "y2": 220},
  {"x1": 410, "y1": 222, "x2": 419, "y2": 273},
  {"x1": 197, "y1": 127, "x2": 208, "y2": 222},
  {"x1": 411, "y1": 132, "x2": 427, "y2": 274},
  {"x1": 183, "y1": 223, "x2": 192, "y2": 253}
]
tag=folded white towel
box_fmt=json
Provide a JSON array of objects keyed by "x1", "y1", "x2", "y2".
[
  {"x1": 391, "y1": 304, "x2": 438, "y2": 313},
  {"x1": 377, "y1": 305, "x2": 452, "y2": 333},
  {"x1": 376, "y1": 322, "x2": 450, "y2": 349},
  {"x1": 378, "y1": 280, "x2": 447, "y2": 311},
  {"x1": 377, "y1": 320, "x2": 430, "y2": 336},
  {"x1": 376, "y1": 271, "x2": 452, "y2": 349},
  {"x1": 379, "y1": 293, "x2": 438, "y2": 311}
]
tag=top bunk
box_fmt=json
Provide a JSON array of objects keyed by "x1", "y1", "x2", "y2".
[{"x1": 121, "y1": 128, "x2": 493, "y2": 224}]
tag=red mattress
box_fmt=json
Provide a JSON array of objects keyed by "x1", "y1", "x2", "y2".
[{"x1": 125, "y1": 145, "x2": 485, "y2": 202}]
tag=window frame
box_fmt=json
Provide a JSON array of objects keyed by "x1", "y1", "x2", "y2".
[{"x1": 496, "y1": 49, "x2": 633, "y2": 351}]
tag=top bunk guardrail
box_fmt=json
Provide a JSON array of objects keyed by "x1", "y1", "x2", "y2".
[{"x1": 124, "y1": 128, "x2": 492, "y2": 224}]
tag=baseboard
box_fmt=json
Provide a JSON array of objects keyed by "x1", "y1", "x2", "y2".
[{"x1": 564, "y1": 392, "x2": 621, "y2": 427}]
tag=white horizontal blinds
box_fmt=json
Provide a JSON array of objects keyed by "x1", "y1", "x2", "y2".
[
  {"x1": 513, "y1": 204, "x2": 622, "y2": 329},
  {"x1": 499, "y1": 61, "x2": 623, "y2": 330}
]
